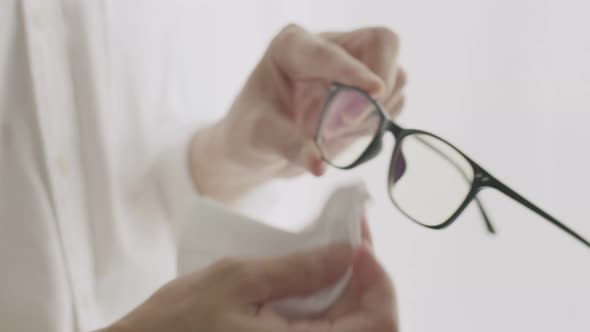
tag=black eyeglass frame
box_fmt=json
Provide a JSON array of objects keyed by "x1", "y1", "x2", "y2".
[{"x1": 315, "y1": 83, "x2": 590, "y2": 249}]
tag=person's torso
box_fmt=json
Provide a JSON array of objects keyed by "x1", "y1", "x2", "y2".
[{"x1": 0, "y1": 1, "x2": 217, "y2": 330}]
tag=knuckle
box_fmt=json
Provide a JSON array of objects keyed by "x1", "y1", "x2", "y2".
[
  {"x1": 295, "y1": 255, "x2": 325, "y2": 283},
  {"x1": 236, "y1": 264, "x2": 259, "y2": 287},
  {"x1": 282, "y1": 23, "x2": 303, "y2": 34},
  {"x1": 398, "y1": 96, "x2": 406, "y2": 109},
  {"x1": 233, "y1": 261, "x2": 271, "y2": 298},
  {"x1": 397, "y1": 95, "x2": 406, "y2": 107},
  {"x1": 274, "y1": 23, "x2": 303, "y2": 46},
  {"x1": 391, "y1": 97, "x2": 406, "y2": 117},
  {"x1": 385, "y1": 95, "x2": 405, "y2": 118},
  {"x1": 397, "y1": 70, "x2": 407, "y2": 89},
  {"x1": 246, "y1": 280, "x2": 271, "y2": 300},
  {"x1": 371, "y1": 26, "x2": 400, "y2": 53},
  {"x1": 372, "y1": 312, "x2": 398, "y2": 332},
  {"x1": 310, "y1": 42, "x2": 334, "y2": 60},
  {"x1": 211, "y1": 257, "x2": 243, "y2": 277},
  {"x1": 210, "y1": 258, "x2": 270, "y2": 298}
]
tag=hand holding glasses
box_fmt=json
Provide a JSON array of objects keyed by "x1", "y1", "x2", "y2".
[{"x1": 315, "y1": 83, "x2": 590, "y2": 249}]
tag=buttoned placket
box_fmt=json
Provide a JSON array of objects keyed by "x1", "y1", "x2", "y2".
[{"x1": 22, "y1": 0, "x2": 97, "y2": 330}]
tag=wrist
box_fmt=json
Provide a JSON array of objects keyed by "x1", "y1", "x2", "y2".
[{"x1": 189, "y1": 118, "x2": 282, "y2": 202}]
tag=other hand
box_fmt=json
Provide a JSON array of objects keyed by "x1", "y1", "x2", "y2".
[{"x1": 191, "y1": 24, "x2": 406, "y2": 201}]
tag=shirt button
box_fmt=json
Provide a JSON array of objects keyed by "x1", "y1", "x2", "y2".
[
  {"x1": 31, "y1": 9, "x2": 48, "y2": 30},
  {"x1": 56, "y1": 155, "x2": 69, "y2": 176},
  {"x1": 76, "y1": 292, "x2": 94, "y2": 326},
  {"x1": 79, "y1": 293, "x2": 92, "y2": 311}
]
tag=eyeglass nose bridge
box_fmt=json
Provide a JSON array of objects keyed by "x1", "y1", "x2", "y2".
[
  {"x1": 455, "y1": 176, "x2": 498, "y2": 235},
  {"x1": 343, "y1": 115, "x2": 391, "y2": 169},
  {"x1": 321, "y1": 83, "x2": 590, "y2": 249},
  {"x1": 351, "y1": 134, "x2": 383, "y2": 168},
  {"x1": 386, "y1": 120, "x2": 404, "y2": 138}
]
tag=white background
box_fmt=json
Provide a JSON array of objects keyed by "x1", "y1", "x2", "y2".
[{"x1": 202, "y1": 1, "x2": 590, "y2": 331}]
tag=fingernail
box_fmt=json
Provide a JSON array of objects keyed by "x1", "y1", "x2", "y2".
[
  {"x1": 303, "y1": 141, "x2": 325, "y2": 176},
  {"x1": 313, "y1": 160, "x2": 325, "y2": 176}
]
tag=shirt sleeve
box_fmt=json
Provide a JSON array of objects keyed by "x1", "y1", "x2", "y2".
[{"x1": 154, "y1": 132, "x2": 200, "y2": 227}]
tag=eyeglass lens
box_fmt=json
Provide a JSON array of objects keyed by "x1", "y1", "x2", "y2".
[
  {"x1": 316, "y1": 87, "x2": 381, "y2": 168},
  {"x1": 389, "y1": 133, "x2": 474, "y2": 226}
]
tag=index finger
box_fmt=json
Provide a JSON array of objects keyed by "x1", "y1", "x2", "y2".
[
  {"x1": 272, "y1": 25, "x2": 385, "y2": 96},
  {"x1": 323, "y1": 27, "x2": 401, "y2": 97}
]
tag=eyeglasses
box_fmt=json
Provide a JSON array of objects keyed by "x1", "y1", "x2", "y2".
[{"x1": 315, "y1": 83, "x2": 590, "y2": 249}]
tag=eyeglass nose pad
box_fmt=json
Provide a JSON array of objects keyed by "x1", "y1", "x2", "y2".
[
  {"x1": 354, "y1": 135, "x2": 383, "y2": 166},
  {"x1": 390, "y1": 148, "x2": 407, "y2": 183}
]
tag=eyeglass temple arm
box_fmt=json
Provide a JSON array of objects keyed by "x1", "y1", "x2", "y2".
[
  {"x1": 473, "y1": 198, "x2": 495, "y2": 233},
  {"x1": 413, "y1": 135, "x2": 496, "y2": 233},
  {"x1": 487, "y1": 176, "x2": 590, "y2": 248}
]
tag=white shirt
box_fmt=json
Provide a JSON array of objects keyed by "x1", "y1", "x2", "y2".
[{"x1": 0, "y1": 1, "x2": 216, "y2": 331}]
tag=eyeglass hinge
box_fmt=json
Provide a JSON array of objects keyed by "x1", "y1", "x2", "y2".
[{"x1": 475, "y1": 173, "x2": 490, "y2": 183}]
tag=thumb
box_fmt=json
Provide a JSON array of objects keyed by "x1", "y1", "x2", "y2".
[
  {"x1": 273, "y1": 25, "x2": 385, "y2": 96},
  {"x1": 256, "y1": 108, "x2": 325, "y2": 176},
  {"x1": 361, "y1": 216, "x2": 373, "y2": 246},
  {"x1": 244, "y1": 243, "x2": 354, "y2": 303},
  {"x1": 354, "y1": 244, "x2": 396, "y2": 310}
]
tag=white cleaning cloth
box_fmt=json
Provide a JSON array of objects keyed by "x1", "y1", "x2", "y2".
[{"x1": 177, "y1": 183, "x2": 369, "y2": 319}]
